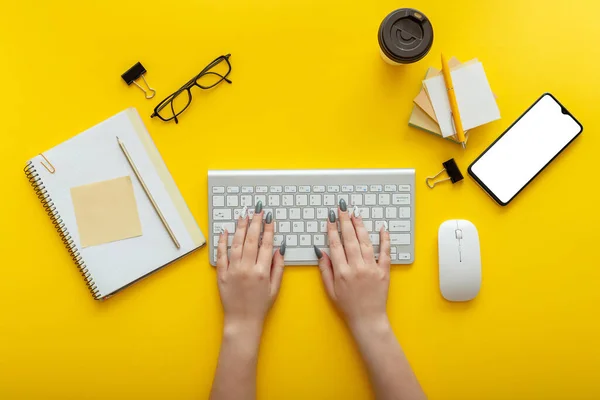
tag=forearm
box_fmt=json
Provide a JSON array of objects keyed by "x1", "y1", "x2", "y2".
[
  {"x1": 210, "y1": 320, "x2": 263, "y2": 400},
  {"x1": 351, "y1": 316, "x2": 426, "y2": 400}
]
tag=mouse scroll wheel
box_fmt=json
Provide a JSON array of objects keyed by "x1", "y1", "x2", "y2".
[{"x1": 455, "y1": 229, "x2": 463, "y2": 239}]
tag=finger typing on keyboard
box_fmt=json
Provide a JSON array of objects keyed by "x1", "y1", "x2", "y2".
[{"x1": 208, "y1": 169, "x2": 414, "y2": 265}]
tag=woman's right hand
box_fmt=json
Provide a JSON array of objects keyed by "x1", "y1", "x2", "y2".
[{"x1": 314, "y1": 199, "x2": 392, "y2": 331}]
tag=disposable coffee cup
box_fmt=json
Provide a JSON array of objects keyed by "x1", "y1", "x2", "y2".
[{"x1": 378, "y1": 8, "x2": 434, "y2": 65}]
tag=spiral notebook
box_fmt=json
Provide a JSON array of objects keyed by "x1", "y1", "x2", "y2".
[{"x1": 24, "y1": 108, "x2": 205, "y2": 300}]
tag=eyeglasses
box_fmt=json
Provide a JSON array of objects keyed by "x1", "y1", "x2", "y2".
[{"x1": 151, "y1": 54, "x2": 232, "y2": 124}]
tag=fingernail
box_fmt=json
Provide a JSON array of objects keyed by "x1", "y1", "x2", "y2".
[
  {"x1": 265, "y1": 212, "x2": 273, "y2": 224},
  {"x1": 240, "y1": 206, "x2": 248, "y2": 219},
  {"x1": 339, "y1": 198, "x2": 347, "y2": 212},
  {"x1": 329, "y1": 210, "x2": 336, "y2": 223},
  {"x1": 314, "y1": 245, "x2": 323, "y2": 259},
  {"x1": 255, "y1": 200, "x2": 263, "y2": 214},
  {"x1": 352, "y1": 205, "x2": 360, "y2": 218},
  {"x1": 383, "y1": 221, "x2": 388, "y2": 231},
  {"x1": 279, "y1": 242, "x2": 286, "y2": 256}
]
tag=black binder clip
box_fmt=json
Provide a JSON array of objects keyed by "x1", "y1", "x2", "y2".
[
  {"x1": 121, "y1": 62, "x2": 156, "y2": 99},
  {"x1": 426, "y1": 158, "x2": 464, "y2": 188}
]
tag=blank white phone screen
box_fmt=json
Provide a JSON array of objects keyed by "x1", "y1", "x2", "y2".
[{"x1": 470, "y1": 95, "x2": 581, "y2": 204}]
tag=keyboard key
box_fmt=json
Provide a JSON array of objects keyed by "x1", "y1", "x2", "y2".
[
  {"x1": 247, "y1": 209, "x2": 255, "y2": 218},
  {"x1": 214, "y1": 222, "x2": 235, "y2": 234},
  {"x1": 313, "y1": 185, "x2": 326, "y2": 193},
  {"x1": 390, "y1": 234, "x2": 410, "y2": 245},
  {"x1": 365, "y1": 194, "x2": 377, "y2": 205},
  {"x1": 273, "y1": 235, "x2": 284, "y2": 246},
  {"x1": 307, "y1": 221, "x2": 318, "y2": 232},
  {"x1": 398, "y1": 185, "x2": 411, "y2": 192},
  {"x1": 378, "y1": 193, "x2": 391, "y2": 205},
  {"x1": 356, "y1": 207, "x2": 370, "y2": 218},
  {"x1": 256, "y1": 186, "x2": 268, "y2": 193},
  {"x1": 292, "y1": 221, "x2": 305, "y2": 232},
  {"x1": 370, "y1": 185, "x2": 383, "y2": 192},
  {"x1": 227, "y1": 186, "x2": 240, "y2": 193},
  {"x1": 376, "y1": 221, "x2": 389, "y2": 232},
  {"x1": 385, "y1": 207, "x2": 397, "y2": 219},
  {"x1": 213, "y1": 209, "x2": 232, "y2": 220},
  {"x1": 350, "y1": 194, "x2": 363, "y2": 206},
  {"x1": 393, "y1": 194, "x2": 411, "y2": 205},
  {"x1": 282, "y1": 247, "x2": 329, "y2": 262},
  {"x1": 372, "y1": 207, "x2": 384, "y2": 219},
  {"x1": 233, "y1": 209, "x2": 243, "y2": 220},
  {"x1": 279, "y1": 221, "x2": 291, "y2": 233},
  {"x1": 303, "y1": 208, "x2": 315, "y2": 219},
  {"x1": 300, "y1": 235, "x2": 311, "y2": 246},
  {"x1": 327, "y1": 185, "x2": 340, "y2": 192},
  {"x1": 275, "y1": 208, "x2": 287, "y2": 220},
  {"x1": 212, "y1": 186, "x2": 225, "y2": 194},
  {"x1": 342, "y1": 185, "x2": 354, "y2": 192},
  {"x1": 398, "y1": 207, "x2": 410, "y2": 218},
  {"x1": 319, "y1": 221, "x2": 328, "y2": 232},
  {"x1": 270, "y1": 186, "x2": 283, "y2": 193},
  {"x1": 242, "y1": 186, "x2": 254, "y2": 193},
  {"x1": 314, "y1": 235, "x2": 325, "y2": 246},
  {"x1": 286, "y1": 235, "x2": 298, "y2": 246},
  {"x1": 390, "y1": 253, "x2": 397, "y2": 261},
  {"x1": 384, "y1": 184, "x2": 396, "y2": 192},
  {"x1": 390, "y1": 247, "x2": 397, "y2": 253},
  {"x1": 289, "y1": 208, "x2": 301, "y2": 219},
  {"x1": 309, "y1": 194, "x2": 322, "y2": 206},
  {"x1": 255, "y1": 195, "x2": 266, "y2": 205},
  {"x1": 389, "y1": 220, "x2": 410, "y2": 232},
  {"x1": 369, "y1": 233, "x2": 380, "y2": 245},
  {"x1": 296, "y1": 195, "x2": 308, "y2": 206},
  {"x1": 227, "y1": 196, "x2": 239, "y2": 207},
  {"x1": 363, "y1": 220, "x2": 373, "y2": 232},
  {"x1": 299, "y1": 185, "x2": 311, "y2": 193},
  {"x1": 282, "y1": 195, "x2": 294, "y2": 206},
  {"x1": 213, "y1": 196, "x2": 225, "y2": 207},
  {"x1": 214, "y1": 236, "x2": 235, "y2": 247},
  {"x1": 268, "y1": 194, "x2": 280, "y2": 206},
  {"x1": 324, "y1": 195, "x2": 335, "y2": 206},
  {"x1": 240, "y1": 195, "x2": 252, "y2": 206},
  {"x1": 284, "y1": 186, "x2": 297, "y2": 193},
  {"x1": 317, "y1": 208, "x2": 328, "y2": 219},
  {"x1": 356, "y1": 185, "x2": 368, "y2": 192},
  {"x1": 397, "y1": 253, "x2": 411, "y2": 260}
]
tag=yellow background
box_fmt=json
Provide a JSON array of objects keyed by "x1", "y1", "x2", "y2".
[{"x1": 1, "y1": 0, "x2": 599, "y2": 399}]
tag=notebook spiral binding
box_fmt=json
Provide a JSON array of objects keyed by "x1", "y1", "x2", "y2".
[{"x1": 24, "y1": 161, "x2": 101, "y2": 300}]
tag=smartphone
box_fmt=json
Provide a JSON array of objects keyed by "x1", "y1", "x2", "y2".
[{"x1": 468, "y1": 93, "x2": 583, "y2": 206}]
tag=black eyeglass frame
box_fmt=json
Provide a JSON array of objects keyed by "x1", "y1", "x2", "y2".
[{"x1": 151, "y1": 54, "x2": 232, "y2": 124}]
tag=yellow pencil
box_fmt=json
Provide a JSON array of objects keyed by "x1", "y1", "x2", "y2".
[{"x1": 441, "y1": 53, "x2": 466, "y2": 149}]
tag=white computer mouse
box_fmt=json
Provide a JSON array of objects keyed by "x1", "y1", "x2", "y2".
[{"x1": 438, "y1": 220, "x2": 482, "y2": 302}]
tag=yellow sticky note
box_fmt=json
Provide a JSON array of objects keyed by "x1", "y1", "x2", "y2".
[{"x1": 71, "y1": 176, "x2": 143, "y2": 248}]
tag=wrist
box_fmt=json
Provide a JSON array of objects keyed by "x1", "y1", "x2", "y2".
[
  {"x1": 223, "y1": 316, "x2": 264, "y2": 344},
  {"x1": 348, "y1": 313, "x2": 392, "y2": 340}
]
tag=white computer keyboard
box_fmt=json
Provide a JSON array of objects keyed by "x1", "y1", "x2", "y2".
[{"x1": 208, "y1": 169, "x2": 415, "y2": 265}]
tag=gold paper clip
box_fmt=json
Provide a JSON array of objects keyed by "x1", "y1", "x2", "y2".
[{"x1": 40, "y1": 153, "x2": 56, "y2": 174}]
